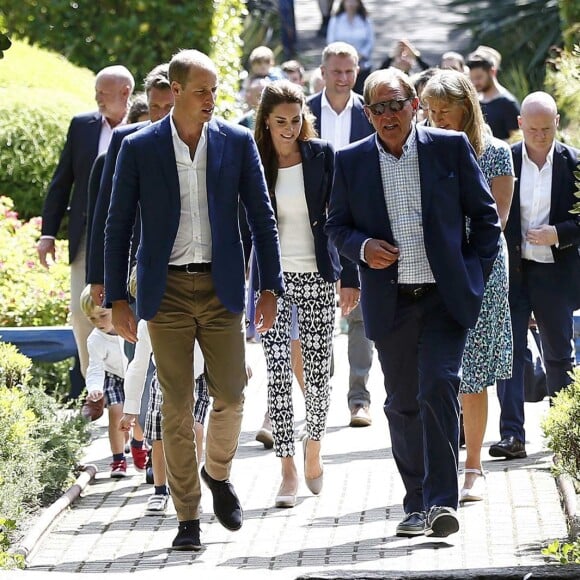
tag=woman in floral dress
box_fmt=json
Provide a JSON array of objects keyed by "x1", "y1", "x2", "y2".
[{"x1": 422, "y1": 70, "x2": 515, "y2": 503}]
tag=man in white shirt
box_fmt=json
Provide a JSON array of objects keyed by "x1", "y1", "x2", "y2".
[
  {"x1": 492, "y1": 91, "x2": 580, "y2": 459},
  {"x1": 307, "y1": 41, "x2": 375, "y2": 427},
  {"x1": 105, "y1": 49, "x2": 283, "y2": 551}
]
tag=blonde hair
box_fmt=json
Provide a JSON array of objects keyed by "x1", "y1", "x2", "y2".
[
  {"x1": 421, "y1": 69, "x2": 486, "y2": 157},
  {"x1": 80, "y1": 284, "x2": 98, "y2": 318}
]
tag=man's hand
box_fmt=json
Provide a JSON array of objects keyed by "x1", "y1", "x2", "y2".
[
  {"x1": 91, "y1": 284, "x2": 105, "y2": 307},
  {"x1": 112, "y1": 300, "x2": 138, "y2": 343},
  {"x1": 255, "y1": 291, "x2": 278, "y2": 334},
  {"x1": 526, "y1": 225, "x2": 558, "y2": 247},
  {"x1": 364, "y1": 239, "x2": 399, "y2": 269},
  {"x1": 339, "y1": 287, "x2": 360, "y2": 317},
  {"x1": 119, "y1": 413, "x2": 137, "y2": 432},
  {"x1": 37, "y1": 238, "x2": 56, "y2": 269}
]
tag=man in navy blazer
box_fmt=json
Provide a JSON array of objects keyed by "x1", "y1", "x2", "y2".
[
  {"x1": 105, "y1": 50, "x2": 283, "y2": 551},
  {"x1": 37, "y1": 65, "x2": 134, "y2": 378},
  {"x1": 326, "y1": 68, "x2": 501, "y2": 538},
  {"x1": 308, "y1": 41, "x2": 376, "y2": 428},
  {"x1": 491, "y1": 92, "x2": 580, "y2": 460},
  {"x1": 87, "y1": 63, "x2": 173, "y2": 307}
]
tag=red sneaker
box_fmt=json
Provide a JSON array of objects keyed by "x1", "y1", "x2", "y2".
[
  {"x1": 110, "y1": 459, "x2": 127, "y2": 478},
  {"x1": 131, "y1": 445, "x2": 148, "y2": 472}
]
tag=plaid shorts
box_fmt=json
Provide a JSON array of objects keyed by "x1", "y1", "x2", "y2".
[
  {"x1": 103, "y1": 372, "x2": 125, "y2": 407},
  {"x1": 144, "y1": 372, "x2": 211, "y2": 441}
]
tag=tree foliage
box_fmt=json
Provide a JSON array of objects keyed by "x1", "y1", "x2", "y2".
[
  {"x1": 448, "y1": 0, "x2": 562, "y2": 93},
  {"x1": 1, "y1": 1, "x2": 222, "y2": 86}
]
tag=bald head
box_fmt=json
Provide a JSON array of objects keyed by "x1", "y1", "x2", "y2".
[
  {"x1": 520, "y1": 91, "x2": 558, "y2": 118},
  {"x1": 518, "y1": 91, "x2": 559, "y2": 158},
  {"x1": 94, "y1": 65, "x2": 134, "y2": 126}
]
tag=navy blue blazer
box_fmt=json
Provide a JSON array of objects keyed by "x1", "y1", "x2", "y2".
[
  {"x1": 87, "y1": 121, "x2": 149, "y2": 285},
  {"x1": 104, "y1": 116, "x2": 283, "y2": 320},
  {"x1": 326, "y1": 126, "x2": 501, "y2": 340},
  {"x1": 41, "y1": 111, "x2": 102, "y2": 263},
  {"x1": 505, "y1": 140, "x2": 580, "y2": 308},
  {"x1": 307, "y1": 91, "x2": 374, "y2": 144},
  {"x1": 251, "y1": 138, "x2": 357, "y2": 288}
]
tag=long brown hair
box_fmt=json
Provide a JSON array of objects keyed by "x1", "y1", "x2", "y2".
[
  {"x1": 421, "y1": 70, "x2": 486, "y2": 157},
  {"x1": 254, "y1": 80, "x2": 317, "y2": 196}
]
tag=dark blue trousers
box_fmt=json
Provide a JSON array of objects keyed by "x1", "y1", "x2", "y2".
[
  {"x1": 374, "y1": 288, "x2": 467, "y2": 514},
  {"x1": 496, "y1": 260, "x2": 575, "y2": 441}
]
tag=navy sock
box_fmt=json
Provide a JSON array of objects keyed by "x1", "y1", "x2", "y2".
[
  {"x1": 131, "y1": 438, "x2": 144, "y2": 448},
  {"x1": 155, "y1": 485, "x2": 168, "y2": 496},
  {"x1": 112, "y1": 453, "x2": 125, "y2": 462}
]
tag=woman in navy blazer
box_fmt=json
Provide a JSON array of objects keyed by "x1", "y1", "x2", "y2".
[{"x1": 253, "y1": 80, "x2": 354, "y2": 508}]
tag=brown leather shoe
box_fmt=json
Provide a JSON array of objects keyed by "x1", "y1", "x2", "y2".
[{"x1": 349, "y1": 405, "x2": 372, "y2": 427}]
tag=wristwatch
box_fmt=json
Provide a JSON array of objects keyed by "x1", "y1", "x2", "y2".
[{"x1": 261, "y1": 289, "x2": 282, "y2": 298}]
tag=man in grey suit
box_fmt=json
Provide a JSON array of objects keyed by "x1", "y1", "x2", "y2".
[{"x1": 308, "y1": 41, "x2": 375, "y2": 427}]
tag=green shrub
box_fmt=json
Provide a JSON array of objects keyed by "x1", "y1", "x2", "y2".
[
  {"x1": 542, "y1": 367, "x2": 580, "y2": 482},
  {"x1": 0, "y1": 342, "x2": 89, "y2": 527},
  {"x1": 0, "y1": 41, "x2": 95, "y2": 220},
  {"x1": 0, "y1": 196, "x2": 70, "y2": 326},
  {"x1": 210, "y1": 0, "x2": 246, "y2": 120},
  {"x1": 0, "y1": 519, "x2": 25, "y2": 570},
  {"x1": 545, "y1": 46, "x2": 580, "y2": 147}
]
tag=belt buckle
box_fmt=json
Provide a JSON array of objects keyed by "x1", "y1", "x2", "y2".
[
  {"x1": 412, "y1": 286, "x2": 423, "y2": 298},
  {"x1": 185, "y1": 263, "x2": 196, "y2": 274}
]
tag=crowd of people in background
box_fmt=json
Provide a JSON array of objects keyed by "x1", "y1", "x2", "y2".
[{"x1": 35, "y1": 0, "x2": 579, "y2": 554}]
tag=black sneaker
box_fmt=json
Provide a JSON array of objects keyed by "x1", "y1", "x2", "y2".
[
  {"x1": 396, "y1": 512, "x2": 426, "y2": 537},
  {"x1": 172, "y1": 519, "x2": 202, "y2": 551},
  {"x1": 200, "y1": 466, "x2": 243, "y2": 531},
  {"x1": 425, "y1": 506, "x2": 459, "y2": 538}
]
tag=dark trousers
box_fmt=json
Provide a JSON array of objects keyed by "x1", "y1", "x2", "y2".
[
  {"x1": 374, "y1": 288, "x2": 466, "y2": 514},
  {"x1": 496, "y1": 260, "x2": 575, "y2": 441}
]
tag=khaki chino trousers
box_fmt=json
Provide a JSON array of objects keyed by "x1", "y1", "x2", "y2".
[{"x1": 147, "y1": 270, "x2": 247, "y2": 521}]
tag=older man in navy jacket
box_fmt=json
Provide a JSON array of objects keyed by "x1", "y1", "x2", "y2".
[{"x1": 326, "y1": 68, "x2": 501, "y2": 539}]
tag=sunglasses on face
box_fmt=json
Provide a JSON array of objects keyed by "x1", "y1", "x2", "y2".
[{"x1": 366, "y1": 98, "x2": 410, "y2": 116}]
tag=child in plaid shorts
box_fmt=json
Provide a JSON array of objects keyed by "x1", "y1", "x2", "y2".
[
  {"x1": 80, "y1": 285, "x2": 147, "y2": 478},
  {"x1": 121, "y1": 318, "x2": 210, "y2": 515}
]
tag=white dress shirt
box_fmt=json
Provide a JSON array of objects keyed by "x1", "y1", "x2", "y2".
[
  {"x1": 320, "y1": 90, "x2": 353, "y2": 150},
  {"x1": 97, "y1": 116, "x2": 115, "y2": 156},
  {"x1": 169, "y1": 116, "x2": 212, "y2": 265},
  {"x1": 520, "y1": 141, "x2": 555, "y2": 263}
]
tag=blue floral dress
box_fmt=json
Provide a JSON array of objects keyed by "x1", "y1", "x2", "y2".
[{"x1": 460, "y1": 136, "x2": 514, "y2": 394}]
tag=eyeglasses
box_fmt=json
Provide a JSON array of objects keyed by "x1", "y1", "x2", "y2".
[{"x1": 366, "y1": 98, "x2": 410, "y2": 116}]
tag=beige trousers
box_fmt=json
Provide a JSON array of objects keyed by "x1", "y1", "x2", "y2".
[{"x1": 147, "y1": 270, "x2": 247, "y2": 521}]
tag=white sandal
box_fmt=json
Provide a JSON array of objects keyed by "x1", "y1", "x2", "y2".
[{"x1": 460, "y1": 468, "x2": 487, "y2": 503}]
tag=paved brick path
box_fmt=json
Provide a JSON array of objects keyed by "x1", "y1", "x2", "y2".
[{"x1": 16, "y1": 332, "x2": 567, "y2": 579}]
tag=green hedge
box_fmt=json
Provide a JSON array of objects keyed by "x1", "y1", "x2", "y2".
[
  {"x1": 1, "y1": 1, "x2": 242, "y2": 92},
  {"x1": 542, "y1": 367, "x2": 580, "y2": 482},
  {"x1": 0, "y1": 40, "x2": 94, "y2": 220},
  {"x1": 0, "y1": 343, "x2": 89, "y2": 563}
]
